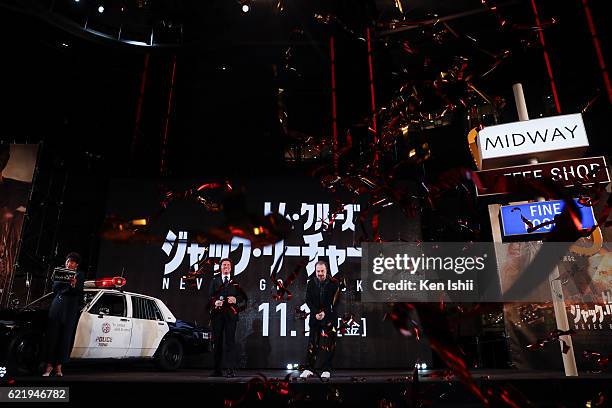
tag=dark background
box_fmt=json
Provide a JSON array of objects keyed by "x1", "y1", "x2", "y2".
[
  {"x1": 1, "y1": 0, "x2": 610, "y2": 370},
  {"x1": 1, "y1": 0, "x2": 609, "y2": 272}
]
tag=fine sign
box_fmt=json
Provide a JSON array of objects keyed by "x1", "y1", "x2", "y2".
[
  {"x1": 477, "y1": 113, "x2": 589, "y2": 169},
  {"x1": 500, "y1": 199, "x2": 596, "y2": 237}
]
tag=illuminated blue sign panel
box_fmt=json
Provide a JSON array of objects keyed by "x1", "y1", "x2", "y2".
[{"x1": 500, "y1": 199, "x2": 596, "y2": 237}]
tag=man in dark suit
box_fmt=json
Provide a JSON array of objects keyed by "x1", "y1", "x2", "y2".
[
  {"x1": 42, "y1": 252, "x2": 85, "y2": 376},
  {"x1": 208, "y1": 258, "x2": 245, "y2": 377},
  {"x1": 300, "y1": 260, "x2": 340, "y2": 380}
]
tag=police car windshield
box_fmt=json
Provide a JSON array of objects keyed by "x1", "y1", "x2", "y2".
[
  {"x1": 20, "y1": 290, "x2": 100, "y2": 311},
  {"x1": 20, "y1": 292, "x2": 54, "y2": 310},
  {"x1": 83, "y1": 290, "x2": 100, "y2": 308}
]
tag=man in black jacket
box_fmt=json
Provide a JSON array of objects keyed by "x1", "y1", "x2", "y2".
[
  {"x1": 300, "y1": 260, "x2": 340, "y2": 379},
  {"x1": 208, "y1": 258, "x2": 245, "y2": 377},
  {"x1": 42, "y1": 252, "x2": 85, "y2": 376}
]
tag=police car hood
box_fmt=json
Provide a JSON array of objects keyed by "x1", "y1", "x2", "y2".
[
  {"x1": 169, "y1": 319, "x2": 208, "y2": 332},
  {"x1": 0, "y1": 308, "x2": 47, "y2": 326}
]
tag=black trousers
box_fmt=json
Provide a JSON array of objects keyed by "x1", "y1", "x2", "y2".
[
  {"x1": 212, "y1": 315, "x2": 238, "y2": 370},
  {"x1": 306, "y1": 323, "x2": 336, "y2": 371},
  {"x1": 44, "y1": 317, "x2": 76, "y2": 365}
]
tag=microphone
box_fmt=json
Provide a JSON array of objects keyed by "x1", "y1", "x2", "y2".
[{"x1": 217, "y1": 296, "x2": 224, "y2": 308}]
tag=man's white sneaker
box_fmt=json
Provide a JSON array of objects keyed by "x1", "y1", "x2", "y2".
[
  {"x1": 321, "y1": 371, "x2": 331, "y2": 379},
  {"x1": 299, "y1": 369, "x2": 314, "y2": 378}
]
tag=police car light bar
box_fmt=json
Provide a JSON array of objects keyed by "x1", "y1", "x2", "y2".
[{"x1": 85, "y1": 277, "x2": 127, "y2": 289}]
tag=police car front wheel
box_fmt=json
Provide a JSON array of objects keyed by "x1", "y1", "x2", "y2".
[
  {"x1": 155, "y1": 337, "x2": 184, "y2": 371},
  {"x1": 8, "y1": 332, "x2": 41, "y2": 375}
]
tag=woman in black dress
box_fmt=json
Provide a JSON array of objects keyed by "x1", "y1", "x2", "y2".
[{"x1": 42, "y1": 252, "x2": 85, "y2": 377}]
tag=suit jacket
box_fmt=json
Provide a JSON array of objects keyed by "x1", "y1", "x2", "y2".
[
  {"x1": 305, "y1": 276, "x2": 340, "y2": 327},
  {"x1": 208, "y1": 274, "x2": 246, "y2": 320},
  {"x1": 48, "y1": 270, "x2": 85, "y2": 326}
]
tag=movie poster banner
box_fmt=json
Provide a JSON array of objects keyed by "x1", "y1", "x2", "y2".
[
  {"x1": 97, "y1": 177, "x2": 432, "y2": 368},
  {"x1": 500, "y1": 237, "x2": 612, "y2": 370}
]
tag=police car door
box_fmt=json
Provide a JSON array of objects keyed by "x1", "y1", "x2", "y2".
[
  {"x1": 71, "y1": 292, "x2": 133, "y2": 358},
  {"x1": 125, "y1": 295, "x2": 169, "y2": 357}
]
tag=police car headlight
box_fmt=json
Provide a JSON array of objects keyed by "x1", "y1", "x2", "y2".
[
  {"x1": 0, "y1": 321, "x2": 16, "y2": 330},
  {"x1": 196, "y1": 332, "x2": 210, "y2": 340}
]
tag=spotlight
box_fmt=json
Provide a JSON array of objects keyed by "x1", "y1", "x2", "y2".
[
  {"x1": 286, "y1": 364, "x2": 293, "y2": 370},
  {"x1": 242, "y1": 4, "x2": 250, "y2": 13},
  {"x1": 98, "y1": 5, "x2": 104, "y2": 13},
  {"x1": 74, "y1": 0, "x2": 80, "y2": 2},
  {"x1": 421, "y1": 363, "x2": 428, "y2": 370}
]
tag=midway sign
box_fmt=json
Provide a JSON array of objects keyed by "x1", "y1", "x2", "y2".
[{"x1": 477, "y1": 113, "x2": 589, "y2": 169}]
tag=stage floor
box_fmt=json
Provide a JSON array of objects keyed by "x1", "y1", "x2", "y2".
[
  {"x1": 15, "y1": 367, "x2": 612, "y2": 383},
  {"x1": 7, "y1": 367, "x2": 612, "y2": 407}
]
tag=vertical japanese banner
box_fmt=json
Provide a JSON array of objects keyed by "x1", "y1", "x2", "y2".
[
  {"x1": 0, "y1": 144, "x2": 39, "y2": 307},
  {"x1": 499, "y1": 200, "x2": 612, "y2": 370},
  {"x1": 98, "y1": 176, "x2": 431, "y2": 368}
]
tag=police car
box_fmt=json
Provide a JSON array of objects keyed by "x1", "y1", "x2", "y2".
[{"x1": 0, "y1": 277, "x2": 211, "y2": 374}]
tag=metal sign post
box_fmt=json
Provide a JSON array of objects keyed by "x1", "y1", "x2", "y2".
[{"x1": 486, "y1": 83, "x2": 578, "y2": 376}]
